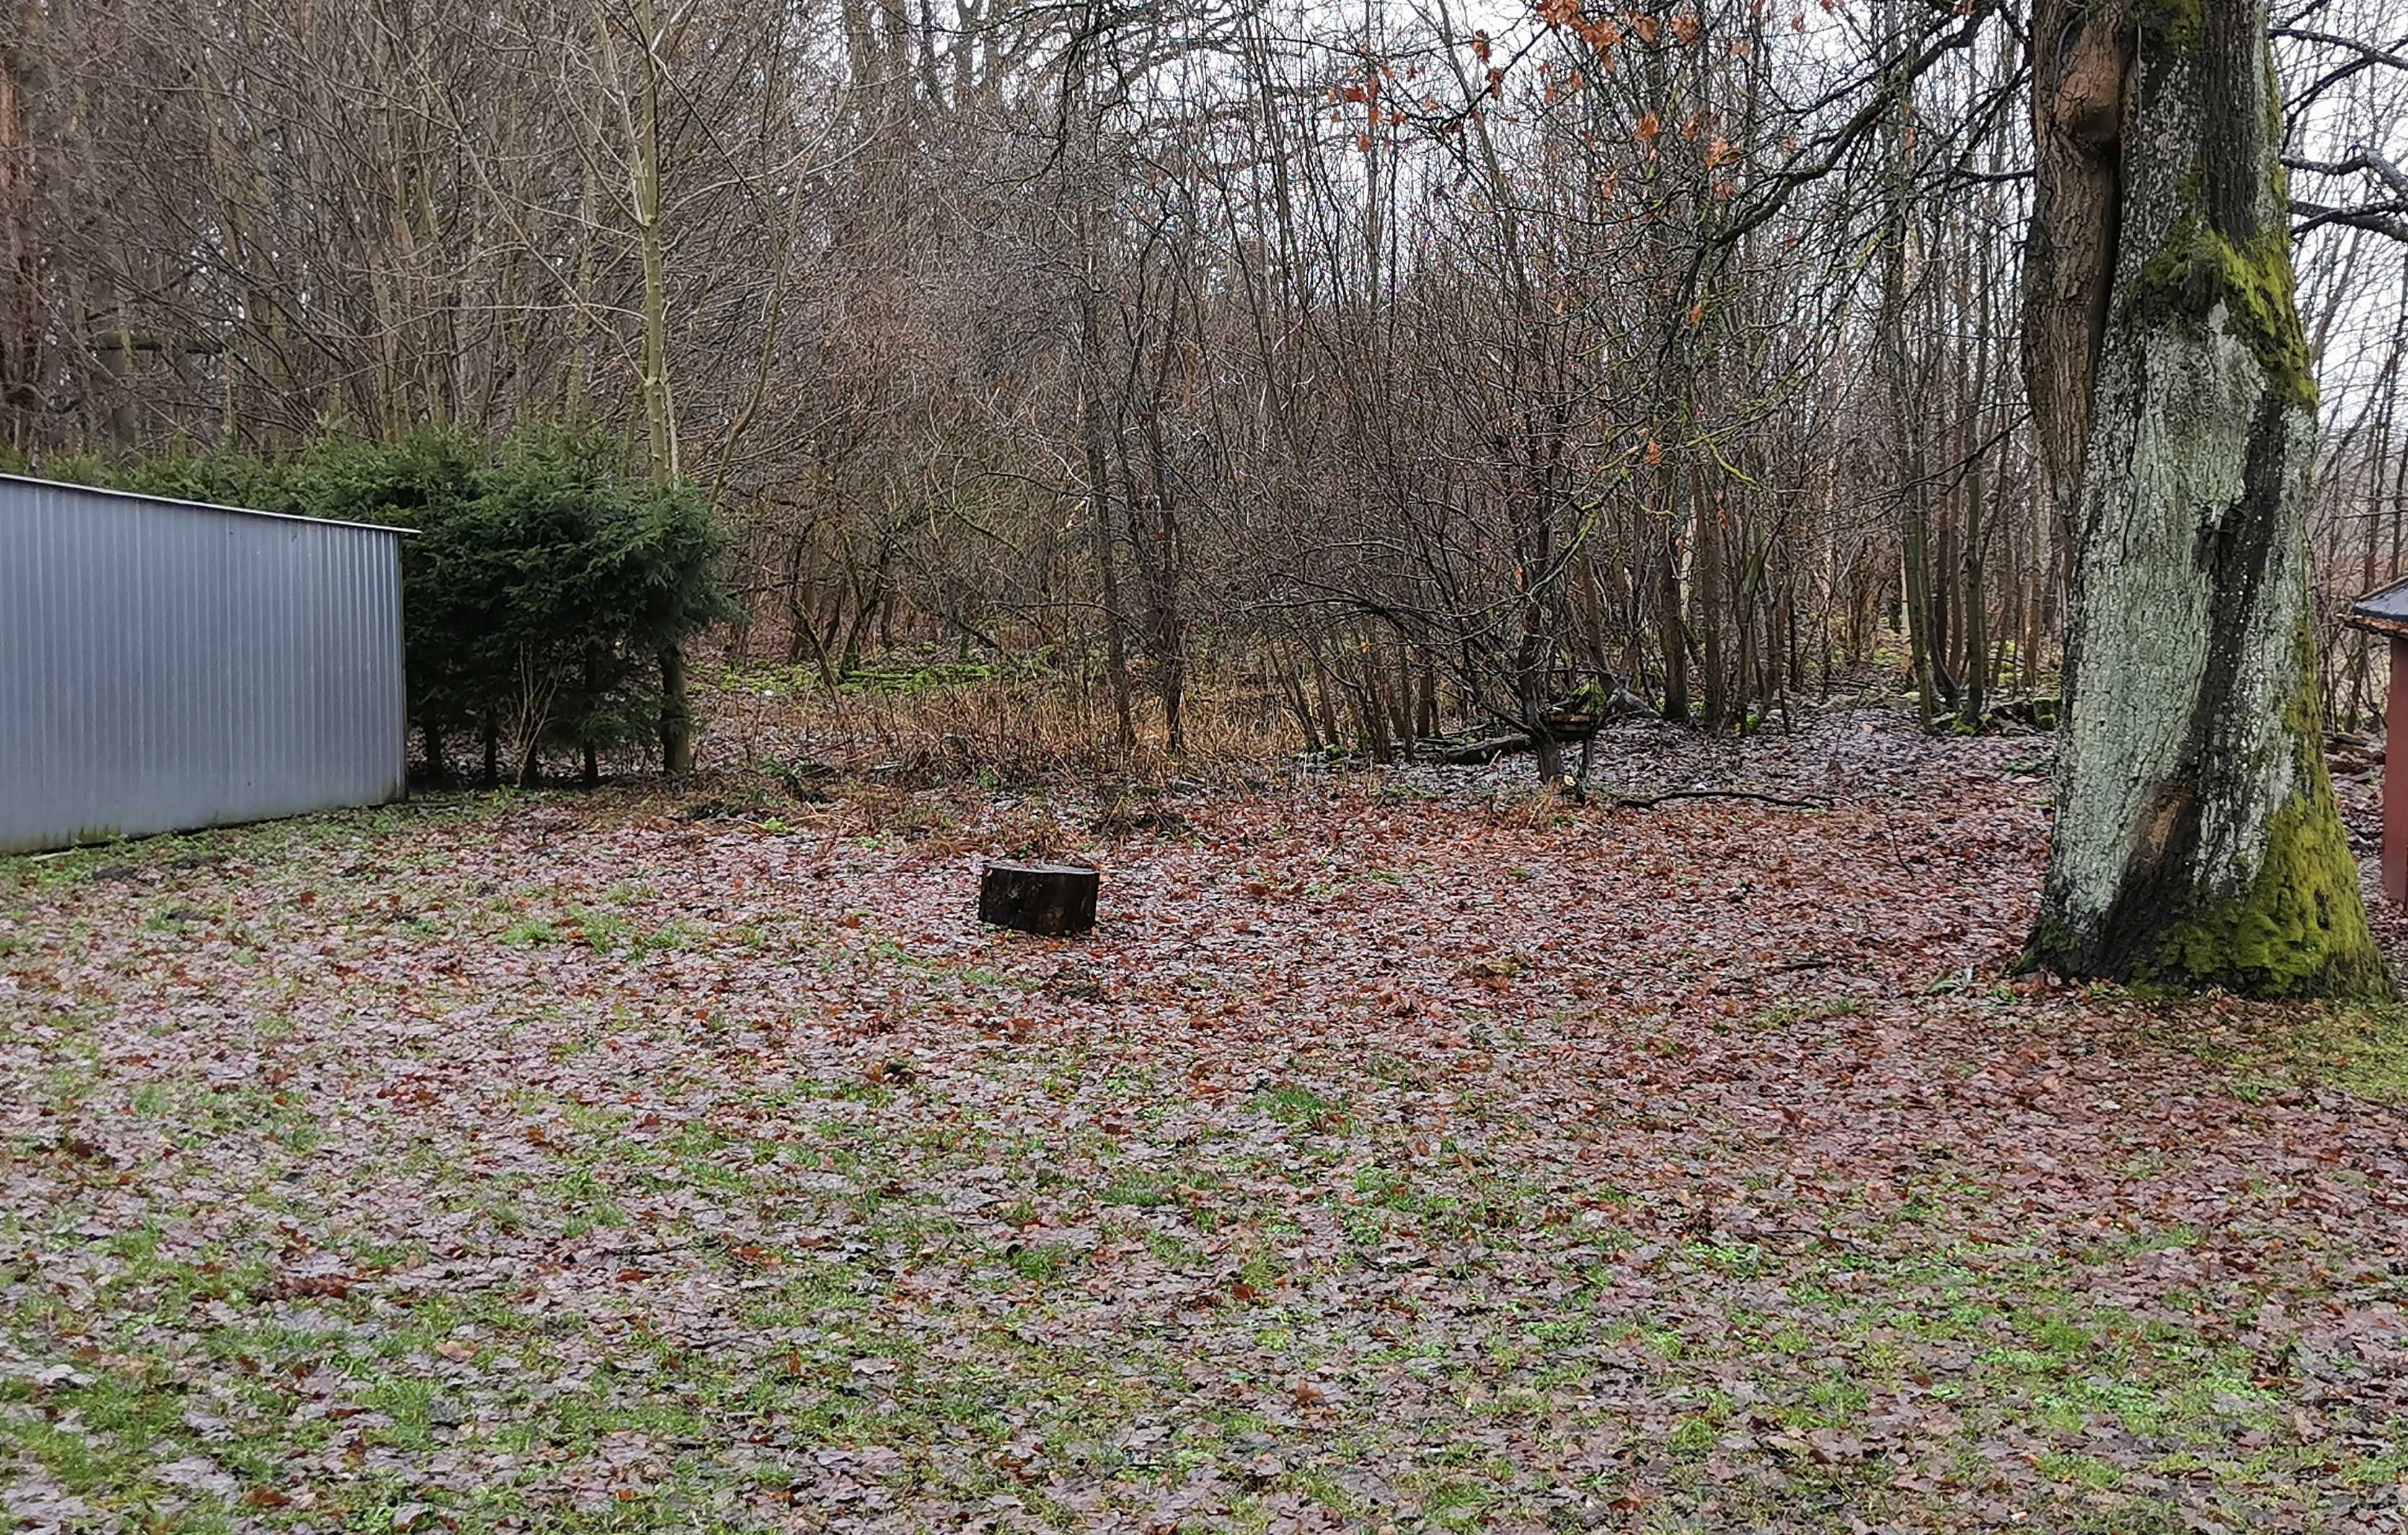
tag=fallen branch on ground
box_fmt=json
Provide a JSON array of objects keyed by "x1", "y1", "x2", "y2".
[{"x1": 1610, "y1": 789, "x2": 1831, "y2": 810}]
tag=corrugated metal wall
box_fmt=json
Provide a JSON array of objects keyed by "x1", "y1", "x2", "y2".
[{"x1": 0, "y1": 476, "x2": 408, "y2": 854}]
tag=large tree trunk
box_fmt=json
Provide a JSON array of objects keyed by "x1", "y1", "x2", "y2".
[{"x1": 2024, "y1": 0, "x2": 2383, "y2": 996}]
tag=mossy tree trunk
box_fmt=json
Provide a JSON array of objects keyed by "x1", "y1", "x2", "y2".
[{"x1": 2023, "y1": 0, "x2": 2386, "y2": 996}]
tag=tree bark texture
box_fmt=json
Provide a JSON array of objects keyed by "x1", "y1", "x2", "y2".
[{"x1": 2026, "y1": 0, "x2": 2383, "y2": 996}]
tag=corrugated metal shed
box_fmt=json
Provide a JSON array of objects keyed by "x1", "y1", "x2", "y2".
[{"x1": 1, "y1": 474, "x2": 410, "y2": 854}]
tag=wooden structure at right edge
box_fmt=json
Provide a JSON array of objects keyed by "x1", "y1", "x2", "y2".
[
  {"x1": 978, "y1": 862, "x2": 1099, "y2": 937},
  {"x1": 2345, "y1": 577, "x2": 2408, "y2": 905}
]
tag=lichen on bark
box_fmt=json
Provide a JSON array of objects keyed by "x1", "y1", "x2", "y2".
[{"x1": 2137, "y1": 217, "x2": 2317, "y2": 409}]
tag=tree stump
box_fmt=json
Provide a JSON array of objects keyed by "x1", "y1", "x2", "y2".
[{"x1": 978, "y1": 862, "x2": 1098, "y2": 937}]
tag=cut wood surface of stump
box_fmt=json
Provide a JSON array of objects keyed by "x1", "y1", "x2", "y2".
[{"x1": 979, "y1": 862, "x2": 1099, "y2": 937}]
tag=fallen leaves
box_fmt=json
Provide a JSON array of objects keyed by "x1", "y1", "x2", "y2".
[{"x1": 2, "y1": 710, "x2": 2405, "y2": 1529}]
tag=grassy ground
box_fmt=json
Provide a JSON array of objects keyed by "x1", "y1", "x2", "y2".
[{"x1": 3, "y1": 716, "x2": 2406, "y2": 1533}]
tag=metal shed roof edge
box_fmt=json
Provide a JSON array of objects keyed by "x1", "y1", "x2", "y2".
[
  {"x1": 0, "y1": 471, "x2": 419, "y2": 537},
  {"x1": 2347, "y1": 573, "x2": 2408, "y2": 629}
]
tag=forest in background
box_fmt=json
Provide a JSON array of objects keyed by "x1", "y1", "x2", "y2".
[{"x1": 1, "y1": 0, "x2": 2404, "y2": 765}]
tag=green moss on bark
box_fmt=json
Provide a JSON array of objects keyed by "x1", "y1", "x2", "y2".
[
  {"x1": 2148, "y1": 769, "x2": 2386, "y2": 999},
  {"x1": 2138, "y1": 217, "x2": 2318, "y2": 410},
  {"x1": 2042, "y1": 624, "x2": 2388, "y2": 999},
  {"x1": 2147, "y1": 627, "x2": 2384, "y2": 999},
  {"x1": 2135, "y1": 0, "x2": 2204, "y2": 48}
]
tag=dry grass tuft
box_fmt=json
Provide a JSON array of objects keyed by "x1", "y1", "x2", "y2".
[{"x1": 699, "y1": 660, "x2": 1298, "y2": 790}]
